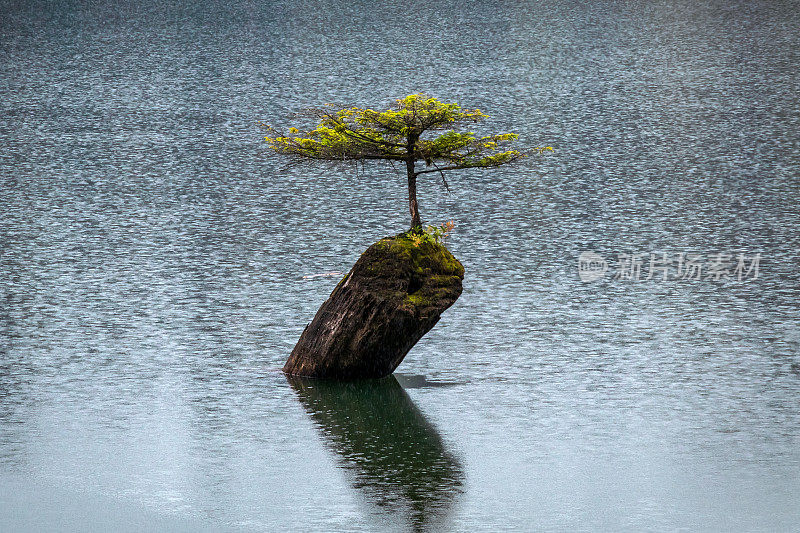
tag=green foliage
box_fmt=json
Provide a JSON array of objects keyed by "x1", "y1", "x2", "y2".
[
  {"x1": 263, "y1": 94, "x2": 550, "y2": 172},
  {"x1": 263, "y1": 94, "x2": 552, "y2": 231},
  {"x1": 401, "y1": 221, "x2": 455, "y2": 246}
]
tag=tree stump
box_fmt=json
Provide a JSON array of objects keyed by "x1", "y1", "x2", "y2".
[{"x1": 284, "y1": 234, "x2": 464, "y2": 379}]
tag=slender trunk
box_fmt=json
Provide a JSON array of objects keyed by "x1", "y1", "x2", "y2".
[{"x1": 406, "y1": 134, "x2": 421, "y2": 231}]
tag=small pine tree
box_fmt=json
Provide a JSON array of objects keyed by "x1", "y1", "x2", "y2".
[{"x1": 264, "y1": 94, "x2": 550, "y2": 231}]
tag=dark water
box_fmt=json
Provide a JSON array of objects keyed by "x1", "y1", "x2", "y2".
[{"x1": 1, "y1": 0, "x2": 799, "y2": 530}]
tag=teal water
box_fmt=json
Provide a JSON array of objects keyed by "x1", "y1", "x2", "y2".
[{"x1": 1, "y1": 0, "x2": 799, "y2": 530}]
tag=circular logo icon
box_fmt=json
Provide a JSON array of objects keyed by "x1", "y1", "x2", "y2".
[{"x1": 578, "y1": 251, "x2": 608, "y2": 282}]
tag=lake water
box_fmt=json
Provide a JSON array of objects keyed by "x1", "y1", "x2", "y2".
[{"x1": 1, "y1": 0, "x2": 799, "y2": 531}]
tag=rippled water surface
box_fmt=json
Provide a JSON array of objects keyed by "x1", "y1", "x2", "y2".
[{"x1": 2, "y1": 0, "x2": 799, "y2": 531}]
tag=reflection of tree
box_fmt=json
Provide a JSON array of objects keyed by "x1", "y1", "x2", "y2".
[{"x1": 287, "y1": 375, "x2": 463, "y2": 532}]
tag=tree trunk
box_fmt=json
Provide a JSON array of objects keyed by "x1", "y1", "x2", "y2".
[{"x1": 406, "y1": 135, "x2": 421, "y2": 231}]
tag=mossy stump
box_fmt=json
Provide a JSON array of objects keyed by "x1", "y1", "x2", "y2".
[{"x1": 284, "y1": 234, "x2": 464, "y2": 379}]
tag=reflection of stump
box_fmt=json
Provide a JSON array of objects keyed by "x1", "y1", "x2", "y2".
[
  {"x1": 284, "y1": 235, "x2": 464, "y2": 379},
  {"x1": 287, "y1": 375, "x2": 463, "y2": 531}
]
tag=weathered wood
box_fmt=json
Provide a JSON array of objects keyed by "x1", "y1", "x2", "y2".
[{"x1": 284, "y1": 234, "x2": 464, "y2": 379}]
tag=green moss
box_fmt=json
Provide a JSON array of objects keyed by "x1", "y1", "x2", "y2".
[
  {"x1": 352, "y1": 234, "x2": 464, "y2": 313},
  {"x1": 404, "y1": 293, "x2": 433, "y2": 307},
  {"x1": 378, "y1": 234, "x2": 464, "y2": 278},
  {"x1": 426, "y1": 274, "x2": 462, "y2": 287}
]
